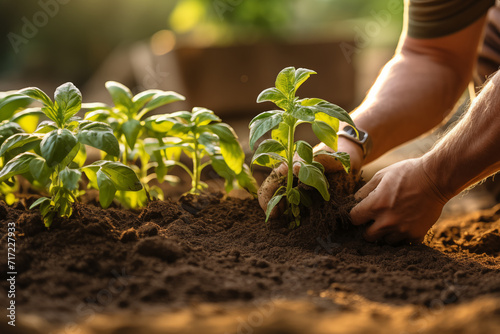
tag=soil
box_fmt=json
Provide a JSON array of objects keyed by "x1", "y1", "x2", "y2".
[{"x1": 1, "y1": 172, "x2": 500, "y2": 334}]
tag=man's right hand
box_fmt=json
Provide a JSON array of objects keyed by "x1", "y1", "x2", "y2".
[{"x1": 257, "y1": 138, "x2": 364, "y2": 218}]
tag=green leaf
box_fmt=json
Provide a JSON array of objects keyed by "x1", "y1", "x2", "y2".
[
  {"x1": 40, "y1": 129, "x2": 78, "y2": 167},
  {"x1": 291, "y1": 106, "x2": 315, "y2": 122},
  {"x1": 265, "y1": 194, "x2": 284, "y2": 222},
  {"x1": 206, "y1": 123, "x2": 245, "y2": 174},
  {"x1": 299, "y1": 98, "x2": 323, "y2": 106},
  {"x1": 82, "y1": 102, "x2": 112, "y2": 111},
  {"x1": 251, "y1": 152, "x2": 287, "y2": 167},
  {"x1": 294, "y1": 68, "x2": 316, "y2": 93},
  {"x1": 0, "y1": 94, "x2": 33, "y2": 121},
  {"x1": 131, "y1": 90, "x2": 158, "y2": 112},
  {"x1": 10, "y1": 108, "x2": 43, "y2": 133},
  {"x1": 121, "y1": 119, "x2": 142, "y2": 150},
  {"x1": 312, "y1": 161, "x2": 325, "y2": 173},
  {"x1": 18, "y1": 87, "x2": 53, "y2": 107},
  {"x1": 35, "y1": 121, "x2": 58, "y2": 134},
  {"x1": 84, "y1": 109, "x2": 111, "y2": 122},
  {"x1": 256, "y1": 88, "x2": 287, "y2": 108},
  {"x1": 298, "y1": 188, "x2": 313, "y2": 207},
  {"x1": 271, "y1": 122, "x2": 289, "y2": 147},
  {"x1": 29, "y1": 157, "x2": 51, "y2": 185},
  {"x1": 287, "y1": 188, "x2": 300, "y2": 205},
  {"x1": 275, "y1": 67, "x2": 295, "y2": 97},
  {"x1": 211, "y1": 155, "x2": 258, "y2": 196},
  {"x1": 29, "y1": 196, "x2": 50, "y2": 209},
  {"x1": 0, "y1": 134, "x2": 41, "y2": 157},
  {"x1": 0, "y1": 122, "x2": 24, "y2": 147},
  {"x1": 297, "y1": 162, "x2": 330, "y2": 201},
  {"x1": 210, "y1": 155, "x2": 235, "y2": 194},
  {"x1": 312, "y1": 121, "x2": 338, "y2": 151},
  {"x1": 296, "y1": 140, "x2": 313, "y2": 164},
  {"x1": 99, "y1": 161, "x2": 143, "y2": 191},
  {"x1": 251, "y1": 139, "x2": 286, "y2": 167},
  {"x1": 165, "y1": 110, "x2": 193, "y2": 120},
  {"x1": 60, "y1": 142, "x2": 81, "y2": 168},
  {"x1": 191, "y1": 107, "x2": 220, "y2": 126},
  {"x1": 249, "y1": 111, "x2": 283, "y2": 149},
  {"x1": 313, "y1": 102, "x2": 355, "y2": 127},
  {"x1": 314, "y1": 150, "x2": 351, "y2": 173},
  {"x1": 54, "y1": 82, "x2": 82, "y2": 124},
  {"x1": 0, "y1": 152, "x2": 37, "y2": 182},
  {"x1": 198, "y1": 132, "x2": 217, "y2": 155},
  {"x1": 139, "y1": 91, "x2": 185, "y2": 118},
  {"x1": 78, "y1": 126, "x2": 120, "y2": 157},
  {"x1": 105, "y1": 81, "x2": 134, "y2": 112},
  {"x1": 59, "y1": 168, "x2": 81, "y2": 191},
  {"x1": 236, "y1": 164, "x2": 258, "y2": 197},
  {"x1": 96, "y1": 170, "x2": 116, "y2": 209},
  {"x1": 315, "y1": 111, "x2": 339, "y2": 132},
  {"x1": 145, "y1": 115, "x2": 176, "y2": 133}
]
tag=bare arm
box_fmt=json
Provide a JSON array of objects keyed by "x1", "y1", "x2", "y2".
[
  {"x1": 423, "y1": 71, "x2": 500, "y2": 199},
  {"x1": 350, "y1": 72, "x2": 500, "y2": 243},
  {"x1": 351, "y1": 15, "x2": 486, "y2": 164}
]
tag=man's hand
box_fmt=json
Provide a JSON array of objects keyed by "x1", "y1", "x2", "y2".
[
  {"x1": 257, "y1": 138, "x2": 364, "y2": 218},
  {"x1": 350, "y1": 158, "x2": 449, "y2": 244}
]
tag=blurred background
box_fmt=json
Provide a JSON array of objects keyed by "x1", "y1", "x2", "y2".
[
  {"x1": 2, "y1": 0, "x2": 497, "y2": 213},
  {"x1": 0, "y1": 0, "x2": 403, "y2": 109},
  {"x1": 0, "y1": 0, "x2": 404, "y2": 159}
]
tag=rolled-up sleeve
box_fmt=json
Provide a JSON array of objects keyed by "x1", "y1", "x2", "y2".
[{"x1": 408, "y1": 0, "x2": 495, "y2": 38}]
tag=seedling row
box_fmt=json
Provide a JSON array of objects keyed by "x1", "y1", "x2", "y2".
[{"x1": 0, "y1": 67, "x2": 356, "y2": 228}]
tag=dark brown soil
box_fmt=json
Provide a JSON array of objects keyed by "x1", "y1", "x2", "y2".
[{"x1": 1, "y1": 172, "x2": 500, "y2": 334}]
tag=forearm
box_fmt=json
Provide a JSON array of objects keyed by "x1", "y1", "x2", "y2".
[
  {"x1": 350, "y1": 18, "x2": 485, "y2": 164},
  {"x1": 422, "y1": 71, "x2": 500, "y2": 199},
  {"x1": 351, "y1": 53, "x2": 466, "y2": 163}
]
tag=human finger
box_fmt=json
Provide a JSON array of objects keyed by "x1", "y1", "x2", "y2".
[
  {"x1": 354, "y1": 173, "x2": 382, "y2": 200},
  {"x1": 350, "y1": 190, "x2": 378, "y2": 226},
  {"x1": 362, "y1": 219, "x2": 393, "y2": 242}
]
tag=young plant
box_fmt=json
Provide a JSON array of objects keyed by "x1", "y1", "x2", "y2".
[
  {"x1": 0, "y1": 83, "x2": 142, "y2": 227},
  {"x1": 149, "y1": 107, "x2": 257, "y2": 195},
  {"x1": 0, "y1": 91, "x2": 42, "y2": 133},
  {"x1": 0, "y1": 92, "x2": 44, "y2": 204},
  {"x1": 250, "y1": 67, "x2": 356, "y2": 227},
  {"x1": 83, "y1": 81, "x2": 185, "y2": 208}
]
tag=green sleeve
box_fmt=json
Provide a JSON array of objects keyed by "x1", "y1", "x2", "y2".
[{"x1": 408, "y1": 0, "x2": 495, "y2": 39}]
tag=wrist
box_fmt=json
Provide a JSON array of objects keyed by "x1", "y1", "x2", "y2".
[
  {"x1": 337, "y1": 125, "x2": 372, "y2": 160},
  {"x1": 420, "y1": 154, "x2": 455, "y2": 202},
  {"x1": 337, "y1": 137, "x2": 364, "y2": 173}
]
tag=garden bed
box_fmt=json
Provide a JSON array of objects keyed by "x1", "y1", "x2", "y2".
[{"x1": 1, "y1": 172, "x2": 500, "y2": 334}]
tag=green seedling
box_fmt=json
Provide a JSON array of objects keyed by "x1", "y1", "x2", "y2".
[
  {"x1": 149, "y1": 107, "x2": 258, "y2": 195},
  {"x1": 0, "y1": 92, "x2": 43, "y2": 204},
  {"x1": 83, "y1": 81, "x2": 185, "y2": 208},
  {"x1": 250, "y1": 67, "x2": 356, "y2": 227},
  {"x1": 0, "y1": 82, "x2": 142, "y2": 227},
  {"x1": 0, "y1": 91, "x2": 43, "y2": 133}
]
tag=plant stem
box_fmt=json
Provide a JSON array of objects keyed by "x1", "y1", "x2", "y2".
[
  {"x1": 286, "y1": 122, "x2": 295, "y2": 197},
  {"x1": 122, "y1": 140, "x2": 128, "y2": 165},
  {"x1": 168, "y1": 161, "x2": 194, "y2": 179},
  {"x1": 192, "y1": 134, "x2": 200, "y2": 193}
]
